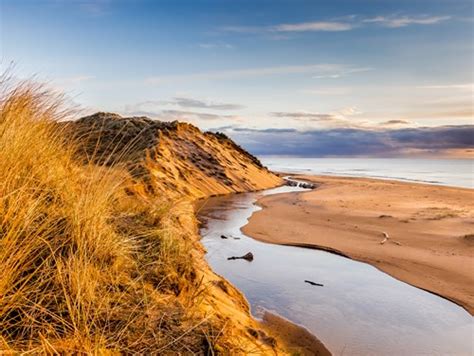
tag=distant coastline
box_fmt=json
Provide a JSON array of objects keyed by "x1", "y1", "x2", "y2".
[{"x1": 260, "y1": 156, "x2": 474, "y2": 189}]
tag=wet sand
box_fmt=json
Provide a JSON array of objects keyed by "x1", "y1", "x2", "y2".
[
  {"x1": 261, "y1": 312, "x2": 331, "y2": 356},
  {"x1": 243, "y1": 175, "x2": 474, "y2": 314}
]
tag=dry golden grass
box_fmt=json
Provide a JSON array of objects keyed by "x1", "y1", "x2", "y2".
[{"x1": 0, "y1": 78, "x2": 226, "y2": 353}]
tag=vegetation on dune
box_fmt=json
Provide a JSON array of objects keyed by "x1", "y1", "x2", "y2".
[
  {"x1": 209, "y1": 131, "x2": 264, "y2": 169},
  {"x1": 0, "y1": 79, "x2": 239, "y2": 353}
]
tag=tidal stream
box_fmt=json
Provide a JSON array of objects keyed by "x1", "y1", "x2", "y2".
[{"x1": 198, "y1": 185, "x2": 473, "y2": 355}]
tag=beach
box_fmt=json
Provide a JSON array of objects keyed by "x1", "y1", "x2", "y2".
[{"x1": 243, "y1": 175, "x2": 474, "y2": 314}]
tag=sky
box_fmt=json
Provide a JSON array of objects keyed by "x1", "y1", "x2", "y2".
[{"x1": 1, "y1": 0, "x2": 473, "y2": 157}]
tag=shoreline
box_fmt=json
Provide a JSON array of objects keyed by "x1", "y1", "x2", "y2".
[
  {"x1": 260, "y1": 311, "x2": 331, "y2": 355},
  {"x1": 293, "y1": 173, "x2": 471, "y2": 190},
  {"x1": 276, "y1": 170, "x2": 473, "y2": 190},
  {"x1": 243, "y1": 174, "x2": 474, "y2": 315},
  {"x1": 262, "y1": 156, "x2": 474, "y2": 190}
]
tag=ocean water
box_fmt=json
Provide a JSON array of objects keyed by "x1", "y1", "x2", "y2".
[{"x1": 260, "y1": 156, "x2": 474, "y2": 189}]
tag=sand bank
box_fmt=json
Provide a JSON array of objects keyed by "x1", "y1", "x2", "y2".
[
  {"x1": 261, "y1": 312, "x2": 330, "y2": 355},
  {"x1": 243, "y1": 175, "x2": 474, "y2": 314}
]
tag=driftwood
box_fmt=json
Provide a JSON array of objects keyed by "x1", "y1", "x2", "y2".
[
  {"x1": 380, "y1": 231, "x2": 389, "y2": 244},
  {"x1": 304, "y1": 280, "x2": 324, "y2": 287},
  {"x1": 221, "y1": 234, "x2": 242, "y2": 240},
  {"x1": 227, "y1": 252, "x2": 254, "y2": 261},
  {"x1": 379, "y1": 232, "x2": 402, "y2": 246}
]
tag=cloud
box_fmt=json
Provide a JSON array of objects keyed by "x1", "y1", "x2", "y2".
[
  {"x1": 219, "y1": 125, "x2": 474, "y2": 157},
  {"x1": 380, "y1": 119, "x2": 413, "y2": 126},
  {"x1": 54, "y1": 75, "x2": 95, "y2": 85},
  {"x1": 390, "y1": 126, "x2": 474, "y2": 149},
  {"x1": 125, "y1": 97, "x2": 244, "y2": 115},
  {"x1": 50, "y1": 75, "x2": 95, "y2": 91},
  {"x1": 402, "y1": 95, "x2": 473, "y2": 121},
  {"x1": 274, "y1": 104, "x2": 472, "y2": 129},
  {"x1": 74, "y1": 0, "x2": 111, "y2": 16},
  {"x1": 338, "y1": 106, "x2": 361, "y2": 116},
  {"x1": 417, "y1": 83, "x2": 473, "y2": 91},
  {"x1": 125, "y1": 108, "x2": 238, "y2": 122},
  {"x1": 221, "y1": 14, "x2": 450, "y2": 35},
  {"x1": 123, "y1": 99, "x2": 244, "y2": 123},
  {"x1": 410, "y1": 109, "x2": 474, "y2": 119},
  {"x1": 221, "y1": 21, "x2": 353, "y2": 34},
  {"x1": 273, "y1": 21, "x2": 354, "y2": 32},
  {"x1": 171, "y1": 97, "x2": 244, "y2": 110},
  {"x1": 363, "y1": 15, "x2": 450, "y2": 28},
  {"x1": 198, "y1": 43, "x2": 234, "y2": 49},
  {"x1": 220, "y1": 25, "x2": 264, "y2": 34},
  {"x1": 302, "y1": 88, "x2": 350, "y2": 95},
  {"x1": 270, "y1": 107, "x2": 363, "y2": 127},
  {"x1": 312, "y1": 67, "x2": 372, "y2": 79},
  {"x1": 271, "y1": 111, "x2": 336, "y2": 121},
  {"x1": 146, "y1": 64, "x2": 366, "y2": 84},
  {"x1": 160, "y1": 110, "x2": 232, "y2": 121}
]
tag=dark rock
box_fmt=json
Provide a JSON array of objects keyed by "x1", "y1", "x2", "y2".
[
  {"x1": 220, "y1": 235, "x2": 228, "y2": 239},
  {"x1": 227, "y1": 252, "x2": 254, "y2": 261},
  {"x1": 284, "y1": 179, "x2": 315, "y2": 189},
  {"x1": 241, "y1": 252, "x2": 254, "y2": 261},
  {"x1": 284, "y1": 179, "x2": 298, "y2": 187}
]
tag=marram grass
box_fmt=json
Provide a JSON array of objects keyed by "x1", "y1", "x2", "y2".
[{"x1": 0, "y1": 78, "x2": 223, "y2": 353}]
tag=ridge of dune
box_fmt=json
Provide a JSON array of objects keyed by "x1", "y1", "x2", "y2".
[{"x1": 70, "y1": 112, "x2": 281, "y2": 197}]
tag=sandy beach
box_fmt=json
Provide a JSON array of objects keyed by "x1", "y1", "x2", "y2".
[{"x1": 243, "y1": 175, "x2": 474, "y2": 314}]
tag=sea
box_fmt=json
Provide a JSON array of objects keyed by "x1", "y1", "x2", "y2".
[{"x1": 259, "y1": 157, "x2": 474, "y2": 189}]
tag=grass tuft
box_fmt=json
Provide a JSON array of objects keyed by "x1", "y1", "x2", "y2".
[{"x1": 0, "y1": 77, "x2": 223, "y2": 353}]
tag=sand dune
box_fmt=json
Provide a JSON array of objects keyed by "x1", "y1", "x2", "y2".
[{"x1": 70, "y1": 112, "x2": 282, "y2": 199}]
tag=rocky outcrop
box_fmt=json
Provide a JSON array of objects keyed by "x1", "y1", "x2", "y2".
[{"x1": 284, "y1": 178, "x2": 316, "y2": 189}]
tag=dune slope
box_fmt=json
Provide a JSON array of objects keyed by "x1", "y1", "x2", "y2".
[
  {"x1": 1, "y1": 84, "x2": 287, "y2": 355},
  {"x1": 70, "y1": 112, "x2": 280, "y2": 198}
]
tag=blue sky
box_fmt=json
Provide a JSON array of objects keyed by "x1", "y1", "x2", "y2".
[{"x1": 1, "y1": 0, "x2": 473, "y2": 156}]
